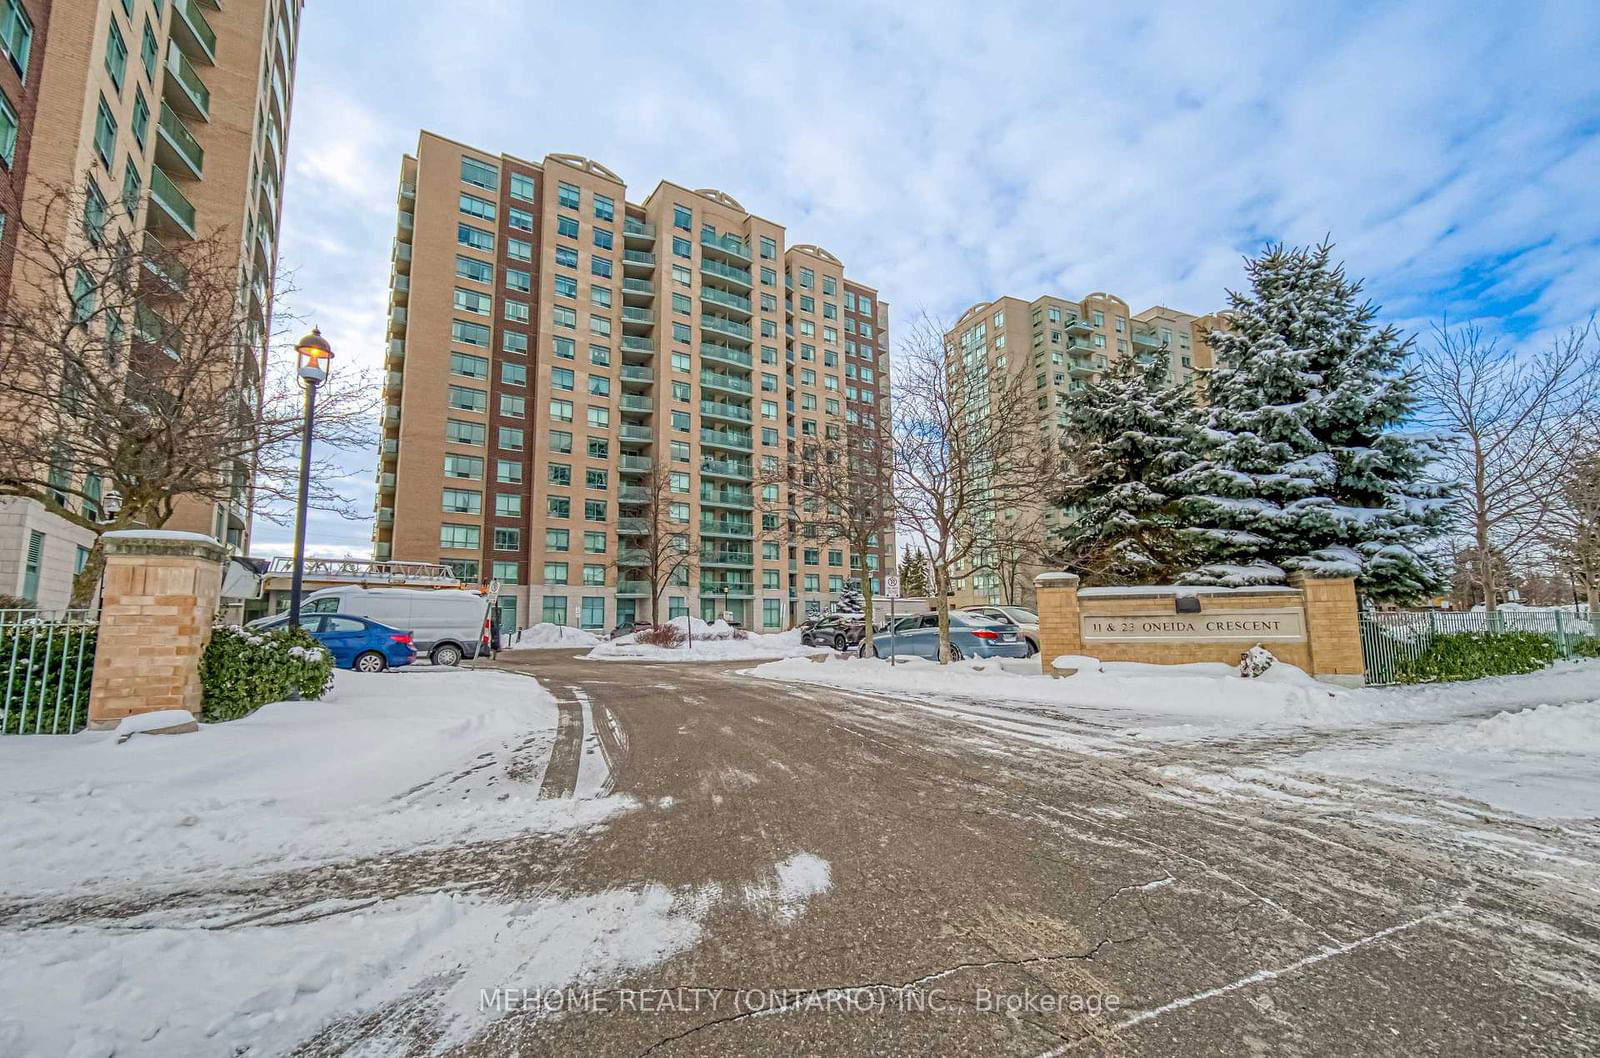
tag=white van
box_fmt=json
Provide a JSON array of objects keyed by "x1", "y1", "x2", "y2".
[{"x1": 264, "y1": 587, "x2": 490, "y2": 665}]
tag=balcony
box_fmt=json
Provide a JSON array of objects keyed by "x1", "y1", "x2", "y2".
[
  {"x1": 170, "y1": 0, "x2": 218, "y2": 65},
  {"x1": 622, "y1": 249, "x2": 657, "y2": 275},
  {"x1": 386, "y1": 339, "x2": 405, "y2": 367},
  {"x1": 701, "y1": 342, "x2": 752, "y2": 369},
  {"x1": 700, "y1": 314, "x2": 752, "y2": 341},
  {"x1": 621, "y1": 306, "x2": 655, "y2": 327},
  {"x1": 376, "y1": 508, "x2": 394, "y2": 528},
  {"x1": 392, "y1": 240, "x2": 412, "y2": 273},
  {"x1": 373, "y1": 542, "x2": 392, "y2": 560},
  {"x1": 618, "y1": 486, "x2": 650, "y2": 504},
  {"x1": 700, "y1": 370, "x2": 751, "y2": 396},
  {"x1": 700, "y1": 400, "x2": 751, "y2": 424},
  {"x1": 378, "y1": 472, "x2": 396, "y2": 492},
  {"x1": 622, "y1": 218, "x2": 655, "y2": 243},
  {"x1": 699, "y1": 582, "x2": 754, "y2": 599},
  {"x1": 701, "y1": 258, "x2": 752, "y2": 290},
  {"x1": 700, "y1": 519, "x2": 755, "y2": 539},
  {"x1": 148, "y1": 167, "x2": 197, "y2": 239},
  {"x1": 619, "y1": 455, "x2": 652, "y2": 472},
  {"x1": 617, "y1": 581, "x2": 651, "y2": 598},
  {"x1": 617, "y1": 517, "x2": 649, "y2": 535},
  {"x1": 700, "y1": 230, "x2": 751, "y2": 262},
  {"x1": 1131, "y1": 328, "x2": 1163, "y2": 350},
  {"x1": 397, "y1": 210, "x2": 414, "y2": 243},
  {"x1": 700, "y1": 550, "x2": 754, "y2": 568},
  {"x1": 383, "y1": 405, "x2": 400, "y2": 427},
  {"x1": 622, "y1": 277, "x2": 655, "y2": 303},
  {"x1": 700, "y1": 459, "x2": 752, "y2": 481},
  {"x1": 619, "y1": 364, "x2": 653, "y2": 385},
  {"x1": 1068, "y1": 357, "x2": 1096, "y2": 378},
  {"x1": 398, "y1": 181, "x2": 416, "y2": 205},
  {"x1": 383, "y1": 371, "x2": 403, "y2": 394},
  {"x1": 701, "y1": 287, "x2": 752, "y2": 318},
  {"x1": 381, "y1": 438, "x2": 398, "y2": 458},
  {"x1": 617, "y1": 549, "x2": 650, "y2": 567},
  {"x1": 391, "y1": 274, "x2": 409, "y2": 307},
  {"x1": 1065, "y1": 337, "x2": 1094, "y2": 352},
  {"x1": 1066, "y1": 317, "x2": 1093, "y2": 335},
  {"x1": 619, "y1": 394, "x2": 653, "y2": 414},
  {"x1": 619, "y1": 424, "x2": 653, "y2": 443},
  {"x1": 620, "y1": 335, "x2": 654, "y2": 354},
  {"x1": 700, "y1": 486, "x2": 753, "y2": 509},
  {"x1": 701, "y1": 428, "x2": 752, "y2": 451},
  {"x1": 389, "y1": 306, "x2": 407, "y2": 337},
  {"x1": 155, "y1": 103, "x2": 204, "y2": 179}
]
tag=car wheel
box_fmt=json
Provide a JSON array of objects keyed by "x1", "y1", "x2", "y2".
[
  {"x1": 947, "y1": 644, "x2": 964, "y2": 662},
  {"x1": 832, "y1": 633, "x2": 848, "y2": 651},
  {"x1": 431, "y1": 643, "x2": 463, "y2": 667},
  {"x1": 1025, "y1": 637, "x2": 1039, "y2": 658},
  {"x1": 354, "y1": 651, "x2": 387, "y2": 673}
]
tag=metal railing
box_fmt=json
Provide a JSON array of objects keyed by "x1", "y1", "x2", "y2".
[
  {"x1": 1360, "y1": 609, "x2": 1597, "y2": 685},
  {"x1": 1, "y1": 611, "x2": 99, "y2": 735}
]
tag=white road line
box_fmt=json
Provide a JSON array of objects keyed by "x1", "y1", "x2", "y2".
[{"x1": 1034, "y1": 907, "x2": 1456, "y2": 1056}]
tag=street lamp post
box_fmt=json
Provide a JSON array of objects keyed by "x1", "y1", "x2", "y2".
[{"x1": 287, "y1": 328, "x2": 333, "y2": 643}]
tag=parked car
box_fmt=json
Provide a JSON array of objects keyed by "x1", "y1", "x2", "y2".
[
  {"x1": 250, "y1": 613, "x2": 416, "y2": 672},
  {"x1": 802, "y1": 614, "x2": 869, "y2": 651},
  {"x1": 961, "y1": 605, "x2": 1041, "y2": 656},
  {"x1": 863, "y1": 611, "x2": 1030, "y2": 661},
  {"x1": 608, "y1": 620, "x2": 653, "y2": 640},
  {"x1": 249, "y1": 586, "x2": 489, "y2": 666}
]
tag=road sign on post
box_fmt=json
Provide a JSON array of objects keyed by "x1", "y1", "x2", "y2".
[
  {"x1": 884, "y1": 574, "x2": 901, "y2": 599},
  {"x1": 883, "y1": 575, "x2": 901, "y2": 665}
]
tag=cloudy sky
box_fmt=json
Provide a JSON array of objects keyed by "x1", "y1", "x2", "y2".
[{"x1": 256, "y1": 0, "x2": 1600, "y2": 557}]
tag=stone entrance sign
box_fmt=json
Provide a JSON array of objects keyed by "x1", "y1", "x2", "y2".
[{"x1": 1082, "y1": 608, "x2": 1306, "y2": 642}]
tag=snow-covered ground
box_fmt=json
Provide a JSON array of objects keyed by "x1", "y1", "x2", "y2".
[
  {"x1": 587, "y1": 620, "x2": 824, "y2": 662},
  {"x1": 508, "y1": 622, "x2": 604, "y2": 649},
  {"x1": 755, "y1": 654, "x2": 1600, "y2": 819},
  {"x1": 0, "y1": 669, "x2": 628, "y2": 898}
]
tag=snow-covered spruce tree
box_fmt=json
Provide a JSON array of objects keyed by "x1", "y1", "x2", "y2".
[
  {"x1": 1175, "y1": 242, "x2": 1451, "y2": 602},
  {"x1": 1053, "y1": 349, "x2": 1202, "y2": 584},
  {"x1": 836, "y1": 582, "x2": 865, "y2": 614}
]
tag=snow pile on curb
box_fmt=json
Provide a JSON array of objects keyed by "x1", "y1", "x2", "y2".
[
  {"x1": 0, "y1": 669, "x2": 631, "y2": 897},
  {"x1": 588, "y1": 621, "x2": 821, "y2": 662},
  {"x1": 753, "y1": 653, "x2": 1348, "y2": 725},
  {"x1": 509, "y1": 622, "x2": 604, "y2": 649},
  {"x1": 1462, "y1": 699, "x2": 1600, "y2": 754}
]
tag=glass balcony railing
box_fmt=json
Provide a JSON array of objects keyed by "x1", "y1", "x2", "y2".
[
  {"x1": 700, "y1": 520, "x2": 754, "y2": 538},
  {"x1": 623, "y1": 218, "x2": 655, "y2": 239},
  {"x1": 701, "y1": 259, "x2": 752, "y2": 287},
  {"x1": 171, "y1": 0, "x2": 218, "y2": 64},
  {"x1": 701, "y1": 287, "x2": 752, "y2": 314},
  {"x1": 700, "y1": 230, "x2": 751, "y2": 261},
  {"x1": 700, "y1": 314, "x2": 752, "y2": 341},
  {"x1": 163, "y1": 42, "x2": 211, "y2": 120},
  {"x1": 700, "y1": 400, "x2": 751, "y2": 423},
  {"x1": 700, "y1": 371, "x2": 751, "y2": 395},
  {"x1": 700, "y1": 342, "x2": 752, "y2": 367},
  {"x1": 623, "y1": 250, "x2": 657, "y2": 269},
  {"x1": 619, "y1": 365, "x2": 653, "y2": 383},
  {"x1": 622, "y1": 277, "x2": 655, "y2": 299},
  {"x1": 620, "y1": 335, "x2": 653, "y2": 353},
  {"x1": 619, "y1": 394, "x2": 653, "y2": 413},
  {"x1": 148, "y1": 166, "x2": 197, "y2": 238},
  {"x1": 700, "y1": 487, "x2": 753, "y2": 507},
  {"x1": 619, "y1": 455, "x2": 652, "y2": 472},
  {"x1": 618, "y1": 486, "x2": 650, "y2": 504},
  {"x1": 700, "y1": 428, "x2": 752, "y2": 450},
  {"x1": 700, "y1": 459, "x2": 752, "y2": 480},
  {"x1": 156, "y1": 103, "x2": 204, "y2": 177}
]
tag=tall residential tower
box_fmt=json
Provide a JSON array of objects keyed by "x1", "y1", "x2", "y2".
[
  {"x1": 376, "y1": 132, "x2": 893, "y2": 633},
  {"x1": 0, "y1": 0, "x2": 302, "y2": 606}
]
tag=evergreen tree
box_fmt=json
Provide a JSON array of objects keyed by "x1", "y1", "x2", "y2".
[
  {"x1": 836, "y1": 582, "x2": 865, "y2": 614},
  {"x1": 898, "y1": 546, "x2": 931, "y2": 597},
  {"x1": 1053, "y1": 350, "x2": 1202, "y2": 583},
  {"x1": 1176, "y1": 242, "x2": 1450, "y2": 602}
]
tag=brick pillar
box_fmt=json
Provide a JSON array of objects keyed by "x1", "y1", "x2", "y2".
[
  {"x1": 1288, "y1": 573, "x2": 1365, "y2": 687},
  {"x1": 87, "y1": 530, "x2": 226, "y2": 731},
  {"x1": 1032, "y1": 572, "x2": 1084, "y2": 675}
]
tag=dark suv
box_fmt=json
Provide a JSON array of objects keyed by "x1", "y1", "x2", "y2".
[{"x1": 801, "y1": 614, "x2": 867, "y2": 651}]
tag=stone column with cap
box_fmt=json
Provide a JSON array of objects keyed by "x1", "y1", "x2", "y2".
[
  {"x1": 87, "y1": 530, "x2": 227, "y2": 731},
  {"x1": 1032, "y1": 572, "x2": 1084, "y2": 675}
]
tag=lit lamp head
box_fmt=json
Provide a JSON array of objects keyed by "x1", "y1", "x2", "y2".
[{"x1": 295, "y1": 327, "x2": 334, "y2": 384}]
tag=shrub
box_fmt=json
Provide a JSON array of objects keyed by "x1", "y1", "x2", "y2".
[
  {"x1": 201, "y1": 624, "x2": 335, "y2": 722},
  {"x1": 1395, "y1": 631, "x2": 1558, "y2": 684},
  {"x1": 635, "y1": 623, "x2": 686, "y2": 648}
]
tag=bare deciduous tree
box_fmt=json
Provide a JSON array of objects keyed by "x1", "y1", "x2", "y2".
[
  {"x1": 759, "y1": 410, "x2": 894, "y2": 648},
  {"x1": 0, "y1": 181, "x2": 378, "y2": 604},
  {"x1": 1414, "y1": 321, "x2": 1597, "y2": 612},
  {"x1": 614, "y1": 461, "x2": 698, "y2": 624},
  {"x1": 891, "y1": 316, "x2": 1057, "y2": 663},
  {"x1": 1542, "y1": 451, "x2": 1600, "y2": 613}
]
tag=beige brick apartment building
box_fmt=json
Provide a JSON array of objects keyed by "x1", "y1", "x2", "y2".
[
  {"x1": 376, "y1": 133, "x2": 893, "y2": 633},
  {"x1": 945, "y1": 292, "x2": 1223, "y2": 609},
  {"x1": 0, "y1": 0, "x2": 301, "y2": 608}
]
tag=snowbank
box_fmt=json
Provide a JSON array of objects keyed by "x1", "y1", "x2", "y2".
[
  {"x1": 1464, "y1": 699, "x2": 1600, "y2": 754},
  {"x1": 753, "y1": 653, "x2": 1347, "y2": 726},
  {"x1": 0, "y1": 669, "x2": 631, "y2": 897},
  {"x1": 509, "y1": 622, "x2": 604, "y2": 649},
  {"x1": 587, "y1": 622, "x2": 823, "y2": 662}
]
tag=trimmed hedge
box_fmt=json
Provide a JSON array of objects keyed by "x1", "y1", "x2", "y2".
[
  {"x1": 201, "y1": 624, "x2": 335, "y2": 723},
  {"x1": 1395, "y1": 631, "x2": 1558, "y2": 684}
]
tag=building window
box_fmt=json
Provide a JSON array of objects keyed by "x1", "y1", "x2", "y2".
[
  {"x1": 508, "y1": 238, "x2": 532, "y2": 262},
  {"x1": 499, "y1": 393, "x2": 526, "y2": 416},
  {"x1": 581, "y1": 597, "x2": 606, "y2": 629},
  {"x1": 583, "y1": 532, "x2": 606, "y2": 554},
  {"x1": 449, "y1": 351, "x2": 489, "y2": 379},
  {"x1": 673, "y1": 204, "x2": 691, "y2": 230},
  {"x1": 759, "y1": 236, "x2": 777, "y2": 259},
  {"x1": 442, "y1": 488, "x2": 481, "y2": 514},
  {"x1": 498, "y1": 426, "x2": 524, "y2": 450},
  {"x1": 461, "y1": 157, "x2": 498, "y2": 190},
  {"x1": 764, "y1": 599, "x2": 781, "y2": 629},
  {"x1": 551, "y1": 367, "x2": 575, "y2": 390},
  {"x1": 446, "y1": 419, "x2": 486, "y2": 445},
  {"x1": 454, "y1": 288, "x2": 491, "y2": 315},
  {"x1": 591, "y1": 256, "x2": 612, "y2": 278},
  {"x1": 546, "y1": 528, "x2": 570, "y2": 551},
  {"x1": 503, "y1": 331, "x2": 529, "y2": 355},
  {"x1": 508, "y1": 207, "x2": 534, "y2": 232},
  {"x1": 593, "y1": 194, "x2": 614, "y2": 221},
  {"x1": 443, "y1": 455, "x2": 483, "y2": 480},
  {"x1": 440, "y1": 524, "x2": 481, "y2": 550},
  {"x1": 448, "y1": 385, "x2": 487, "y2": 412},
  {"x1": 672, "y1": 236, "x2": 691, "y2": 259},
  {"x1": 92, "y1": 97, "x2": 117, "y2": 167},
  {"x1": 505, "y1": 268, "x2": 531, "y2": 292},
  {"x1": 456, "y1": 255, "x2": 493, "y2": 283},
  {"x1": 21, "y1": 530, "x2": 42, "y2": 601},
  {"x1": 555, "y1": 246, "x2": 578, "y2": 269},
  {"x1": 542, "y1": 596, "x2": 568, "y2": 624},
  {"x1": 459, "y1": 192, "x2": 496, "y2": 220},
  {"x1": 510, "y1": 172, "x2": 534, "y2": 202},
  {"x1": 2, "y1": 0, "x2": 34, "y2": 79},
  {"x1": 549, "y1": 398, "x2": 573, "y2": 422},
  {"x1": 105, "y1": 18, "x2": 128, "y2": 91},
  {"x1": 553, "y1": 275, "x2": 577, "y2": 300},
  {"x1": 458, "y1": 224, "x2": 494, "y2": 251},
  {"x1": 557, "y1": 182, "x2": 580, "y2": 210},
  {"x1": 544, "y1": 562, "x2": 569, "y2": 585},
  {"x1": 497, "y1": 459, "x2": 524, "y2": 484},
  {"x1": 494, "y1": 528, "x2": 520, "y2": 551},
  {"x1": 493, "y1": 561, "x2": 519, "y2": 584}
]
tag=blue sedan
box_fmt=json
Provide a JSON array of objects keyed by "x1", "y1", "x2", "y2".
[
  {"x1": 253, "y1": 613, "x2": 417, "y2": 672},
  {"x1": 864, "y1": 611, "x2": 1031, "y2": 661}
]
